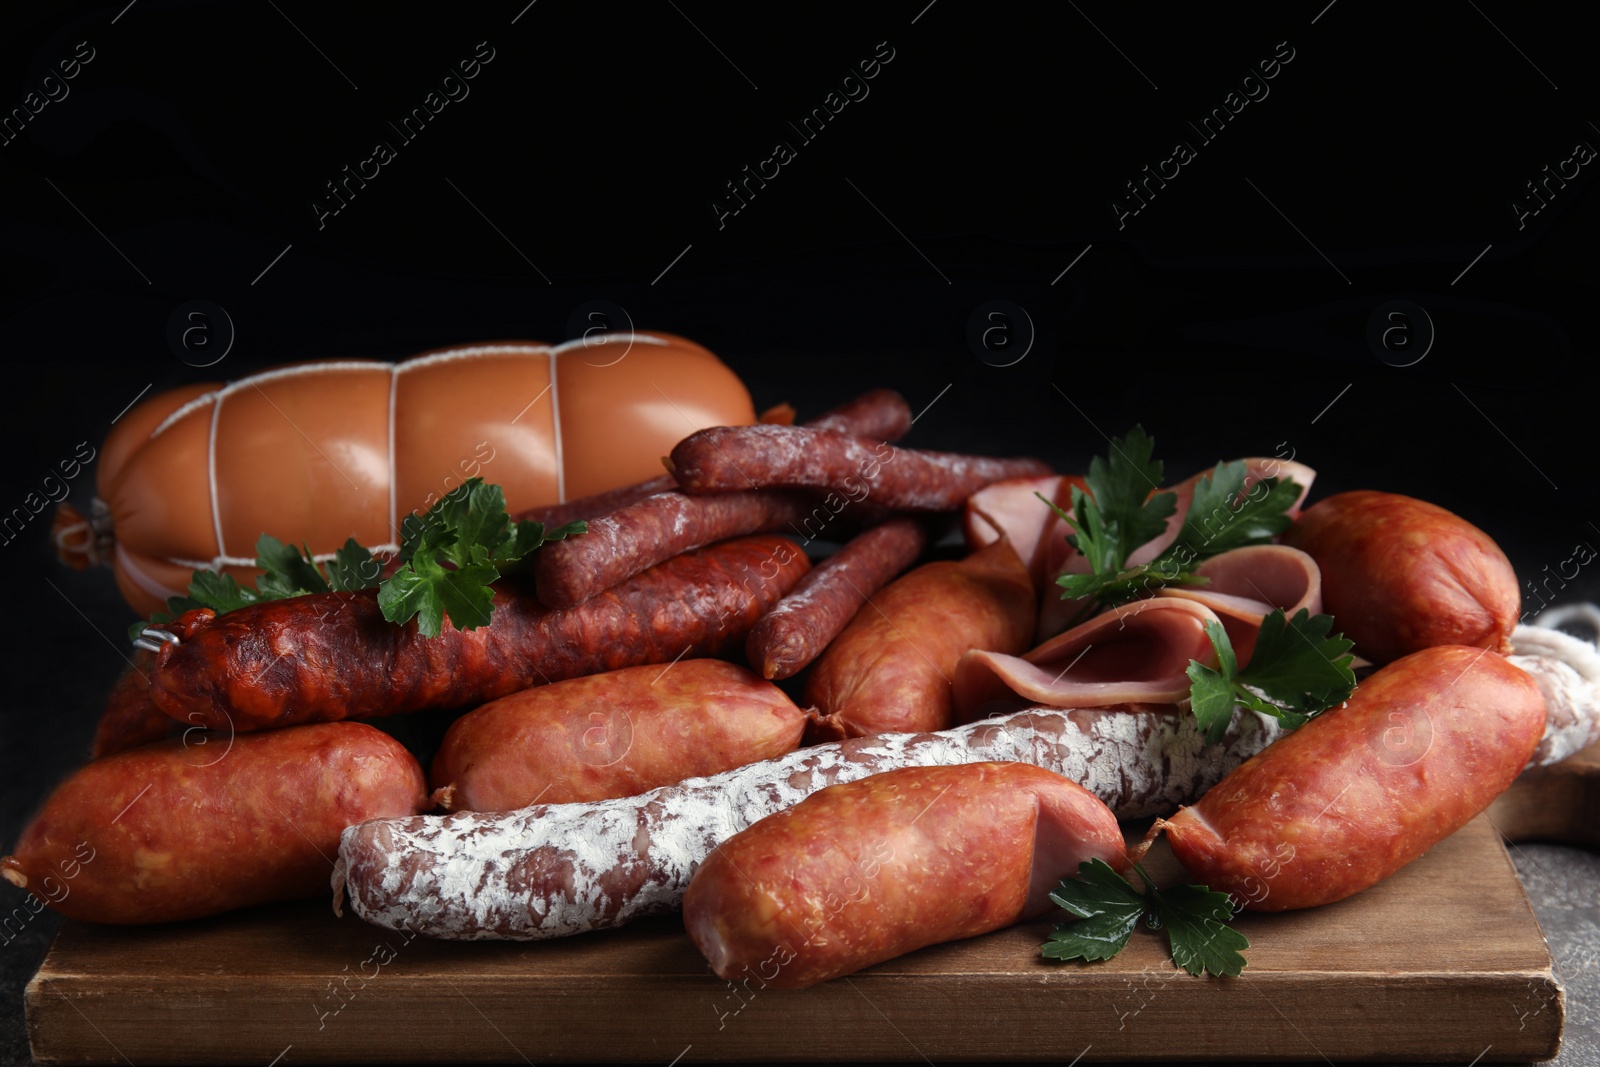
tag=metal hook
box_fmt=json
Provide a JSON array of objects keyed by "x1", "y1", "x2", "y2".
[{"x1": 132, "y1": 627, "x2": 181, "y2": 654}]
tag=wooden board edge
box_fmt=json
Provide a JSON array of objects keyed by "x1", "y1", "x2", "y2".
[{"x1": 24, "y1": 964, "x2": 1565, "y2": 1064}]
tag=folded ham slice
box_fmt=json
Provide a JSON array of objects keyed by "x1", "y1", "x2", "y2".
[
  {"x1": 958, "y1": 544, "x2": 1321, "y2": 716},
  {"x1": 1036, "y1": 457, "x2": 1318, "y2": 642},
  {"x1": 963, "y1": 475, "x2": 1085, "y2": 587}
]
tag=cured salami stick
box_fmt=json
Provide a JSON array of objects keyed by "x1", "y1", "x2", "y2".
[
  {"x1": 534, "y1": 489, "x2": 820, "y2": 609},
  {"x1": 668, "y1": 424, "x2": 1051, "y2": 509},
  {"x1": 335, "y1": 705, "x2": 1287, "y2": 941},
  {"x1": 513, "y1": 388, "x2": 912, "y2": 529},
  {"x1": 746, "y1": 517, "x2": 929, "y2": 680},
  {"x1": 148, "y1": 536, "x2": 810, "y2": 733}
]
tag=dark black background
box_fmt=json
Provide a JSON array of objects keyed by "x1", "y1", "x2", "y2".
[{"x1": 2, "y1": 2, "x2": 1597, "y2": 1064}]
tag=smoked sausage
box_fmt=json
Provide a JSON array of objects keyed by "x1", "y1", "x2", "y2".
[
  {"x1": 4, "y1": 722, "x2": 427, "y2": 924},
  {"x1": 1158, "y1": 645, "x2": 1546, "y2": 911},
  {"x1": 805, "y1": 538, "x2": 1035, "y2": 738},
  {"x1": 148, "y1": 535, "x2": 810, "y2": 732},
  {"x1": 745, "y1": 517, "x2": 929, "y2": 680},
  {"x1": 533, "y1": 489, "x2": 820, "y2": 609},
  {"x1": 429, "y1": 659, "x2": 806, "y2": 811},
  {"x1": 683, "y1": 763, "x2": 1126, "y2": 989},
  {"x1": 89, "y1": 651, "x2": 177, "y2": 758},
  {"x1": 513, "y1": 387, "x2": 912, "y2": 531},
  {"x1": 667, "y1": 424, "x2": 1051, "y2": 509},
  {"x1": 59, "y1": 332, "x2": 754, "y2": 616},
  {"x1": 1285, "y1": 491, "x2": 1519, "y2": 664}
]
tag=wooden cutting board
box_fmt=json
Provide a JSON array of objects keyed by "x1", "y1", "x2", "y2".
[{"x1": 25, "y1": 741, "x2": 1598, "y2": 1065}]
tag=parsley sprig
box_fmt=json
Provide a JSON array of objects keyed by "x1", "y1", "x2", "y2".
[
  {"x1": 379, "y1": 480, "x2": 583, "y2": 637},
  {"x1": 130, "y1": 478, "x2": 584, "y2": 641},
  {"x1": 1185, "y1": 607, "x2": 1356, "y2": 742},
  {"x1": 1044, "y1": 428, "x2": 1302, "y2": 612},
  {"x1": 1043, "y1": 858, "x2": 1249, "y2": 978}
]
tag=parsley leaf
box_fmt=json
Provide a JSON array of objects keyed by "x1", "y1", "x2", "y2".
[
  {"x1": 1048, "y1": 434, "x2": 1306, "y2": 615},
  {"x1": 1045, "y1": 426, "x2": 1177, "y2": 604},
  {"x1": 378, "y1": 478, "x2": 585, "y2": 637},
  {"x1": 1043, "y1": 859, "x2": 1250, "y2": 978},
  {"x1": 1149, "y1": 883, "x2": 1252, "y2": 979},
  {"x1": 1185, "y1": 608, "x2": 1357, "y2": 742},
  {"x1": 127, "y1": 534, "x2": 377, "y2": 641},
  {"x1": 1164, "y1": 461, "x2": 1301, "y2": 563},
  {"x1": 1042, "y1": 858, "x2": 1145, "y2": 962},
  {"x1": 130, "y1": 478, "x2": 586, "y2": 642}
]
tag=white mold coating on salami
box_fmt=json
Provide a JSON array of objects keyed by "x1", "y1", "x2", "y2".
[{"x1": 337, "y1": 705, "x2": 1283, "y2": 941}]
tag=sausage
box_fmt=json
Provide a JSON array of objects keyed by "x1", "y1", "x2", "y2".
[
  {"x1": 799, "y1": 387, "x2": 913, "y2": 441},
  {"x1": 429, "y1": 659, "x2": 807, "y2": 811},
  {"x1": 58, "y1": 332, "x2": 754, "y2": 617},
  {"x1": 1157, "y1": 646, "x2": 1546, "y2": 912},
  {"x1": 335, "y1": 703, "x2": 1283, "y2": 941},
  {"x1": 3, "y1": 722, "x2": 426, "y2": 924},
  {"x1": 512, "y1": 388, "x2": 912, "y2": 531},
  {"x1": 745, "y1": 517, "x2": 929, "y2": 680},
  {"x1": 667, "y1": 424, "x2": 1052, "y2": 510},
  {"x1": 534, "y1": 490, "x2": 820, "y2": 609},
  {"x1": 683, "y1": 763, "x2": 1126, "y2": 989},
  {"x1": 1284, "y1": 490, "x2": 1519, "y2": 664},
  {"x1": 89, "y1": 651, "x2": 178, "y2": 758},
  {"x1": 147, "y1": 535, "x2": 810, "y2": 732},
  {"x1": 805, "y1": 538, "x2": 1035, "y2": 739},
  {"x1": 513, "y1": 475, "x2": 676, "y2": 532}
]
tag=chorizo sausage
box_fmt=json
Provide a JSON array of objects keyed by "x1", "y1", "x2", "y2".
[
  {"x1": 3, "y1": 722, "x2": 426, "y2": 924},
  {"x1": 89, "y1": 651, "x2": 178, "y2": 758},
  {"x1": 429, "y1": 659, "x2": 806, "y2": 811},
  {"x1": 683, "y1": 763, "x2": 1126, "y2": 989},
  {"x1": 667, "y1": 424, "x2": 1051, "y2": 510},
  {"x1": 1284, "y1": 490, "x2": 1519, "y2": 663},
  {"x1": 59, "y1": 332, "x2": 754, "y2": 616},
  {"x1": 147, "y1": 535, "x2": 810, "y2": 732},
  {"x1": 336, "y1": 704, "x2": 1283, "y2": 941},
  {"x1": 1158, "y1": 645, "x2": 1546, "y2": 911},
  {"x1": 805, "y1": 538, "x2": 1035, "y2": 739},
  {"x1": 745, "y1": 517, "x2": 929, "y2": 680}
]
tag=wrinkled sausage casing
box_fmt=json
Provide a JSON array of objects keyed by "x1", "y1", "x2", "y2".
[
  {"x1": 746, "y1": 517, "x2": 929, "y2": 681},
  {"x1": 1285, "y1": 490, "x2": 1519, "y2": 664},
  {"x1": 148, "y1": 535, "x2": 810, "y2": 732},
  {"x1": 804, "y1": 538, "x2": 1034, "y2": 738},
  {"x1": 683, "y1": 762, "x2": 1126, "y2": 989},
  {"x1": 430, "y1": 659, "x2": 807, "y2": 810},
  {"x1": 1162, "y1": 646, "x2": 1546, "y2": 912},
  {"x1": 2, "y1": 722, "x2": 427, "y2": 924}
]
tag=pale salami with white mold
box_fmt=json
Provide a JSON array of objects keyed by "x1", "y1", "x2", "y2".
[{"x1": 334, "y1": 705, "x2": 1286, "y2": 941}]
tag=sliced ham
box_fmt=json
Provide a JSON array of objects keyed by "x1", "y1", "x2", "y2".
[
  {"x1": 1037, "y1": 457, "x2": 1318, "y2": 642},
  {"x1": 963, "y1": 474, "x2": 1084, "y2": 588},
  {"x1": 1158, "y1": 545, "x2": 1321, "y2": 666},
  {"x1": 954, "y1": 598, "x2": 1220, "y2": 717},
  {"x1": 962, "y1": 545, "x2": 1322, "y2": 715}
]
